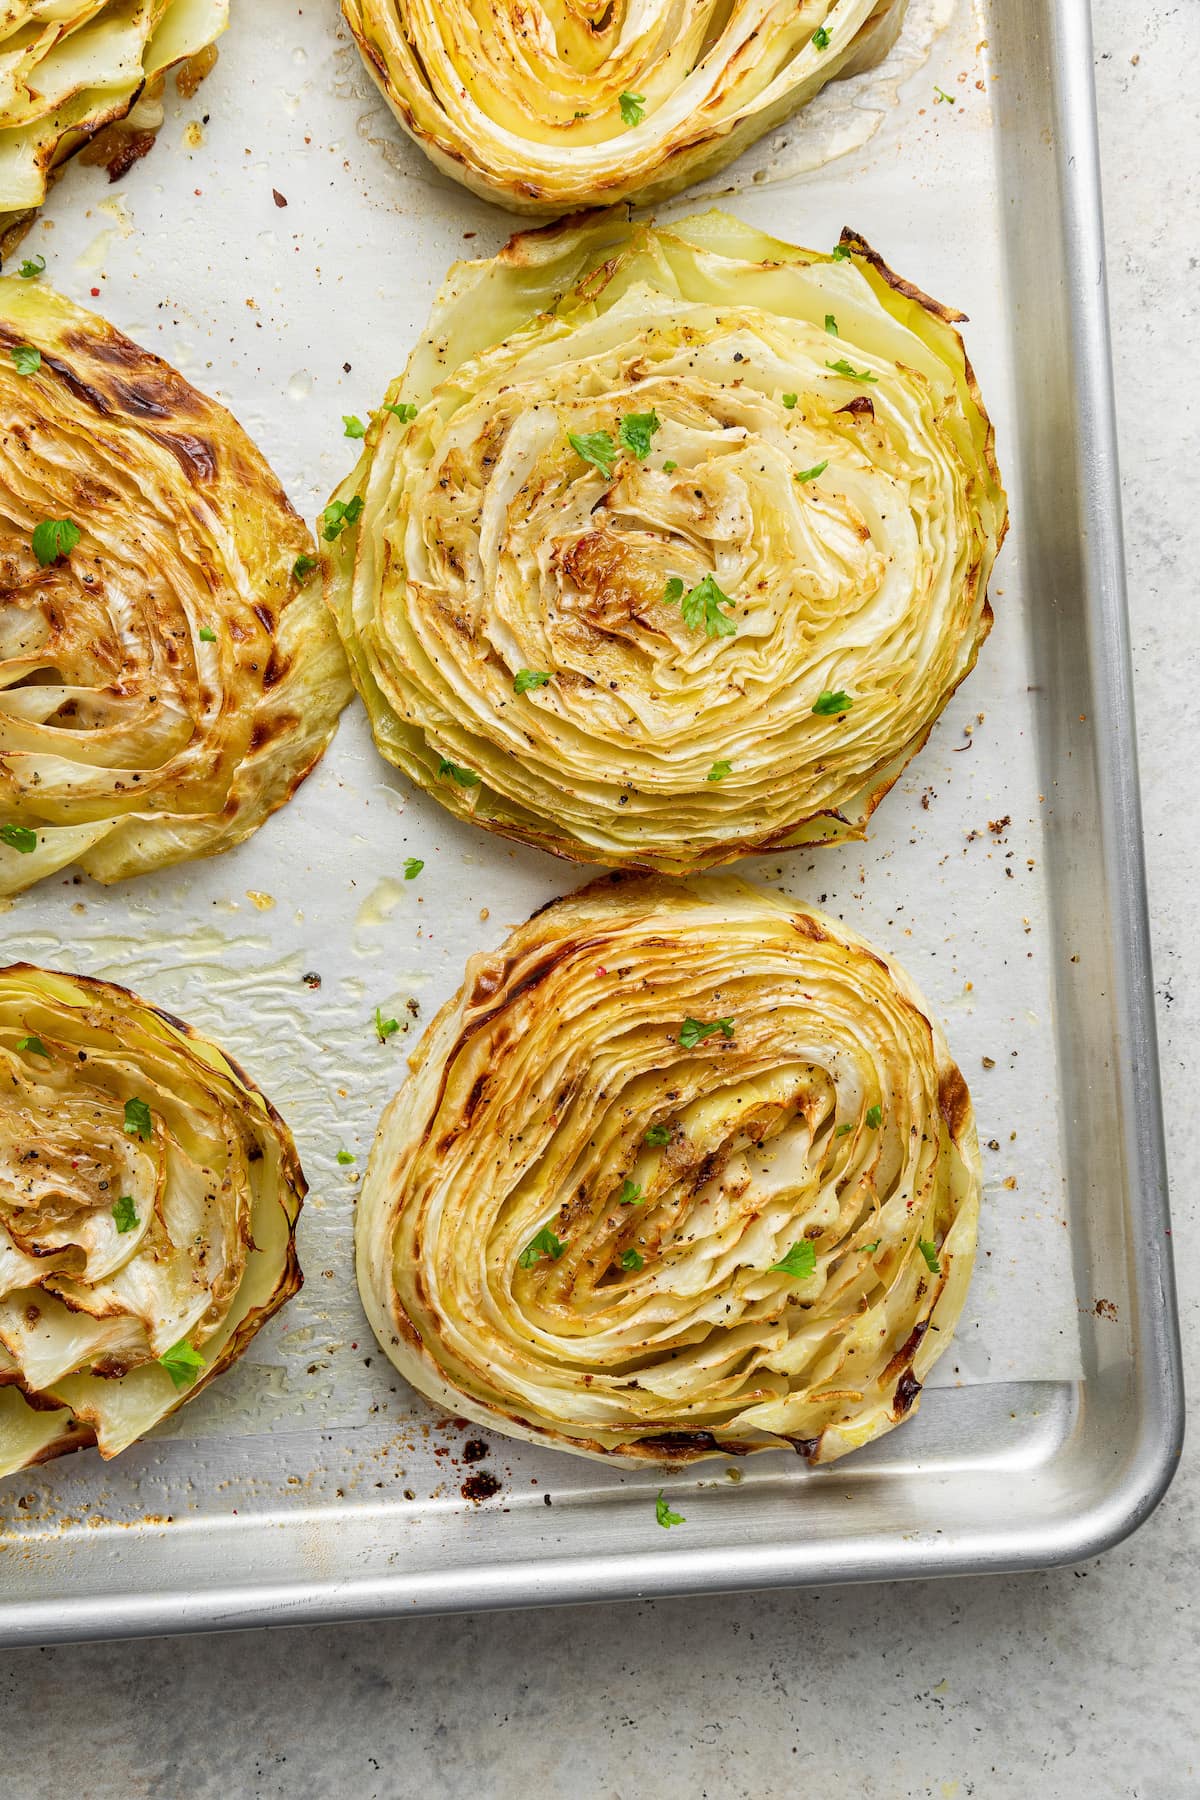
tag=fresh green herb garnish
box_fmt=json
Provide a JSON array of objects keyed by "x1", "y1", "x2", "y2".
[
  {"x1": 159, "y1": 1340, "x2": 205, "y2": 1390},
  {"x1": 375, "y1": 1006, "x2": 400, "y2": 1041},
  {"x1": 385, "y1": 401, "x2": 418, "y2": 422},
  {"x1": 670, "y1": 573, "x2": 736, "y2": 639},
  {"x1": 679, "y1": 1017, "x2": 734, "y2": 1049},
  {"x1": 32, "y1": 518, "x2": 80, "y2": 565},
  {"x1": 662, "y1": 460, "x2": 678, "y2": 472},
  {"x1": 706, "y1": 760, "x2": 733, "y2": 782},
  {"x1": 519, "y1": 1226, "x2": 566, "y2": 1268},
  {"x1": 620, "y1": 1247, "x2": 644, "y2": 1271},
  {"x1": 812, "y1": 25, "x2": 832, "y2": 49},
  {"x1": 619, "y1": 91, "x2": 646, "y2": 126},
  {"x1": 438, "y1": 757, "x2": 480, "y2": 787},
  {"x1": 865, "y1": 1104, "x2": 882, "y2": 1129},
  {"x1": 831, "y1": 244, "x2": 852, "y2": 262},
  {"x1": 795, "y1": 461, "x2": 828, "y2": 484},
  {"x1": 618, "y1": 409, "x2": 660, "y2": 459},
  {"x1": 321, "y1": 494, "x2": 364, "y2": 541},
  {"x1": 862, "y1": 1240, "x2": 880, "y2": 1254},
  {"x1": 11, "y1": 345, "x2": 40, "y2": 375},
  {"x1": 782, "y1": 393, "x2": 798, "y2": 409},
  {"x1": 336, "y1": 1149, "x2": 356, "y2": 1165},
  {"x1": 123, "y1": 1097, "x2": 152, "y2": 1142},
  {"x1": 662, "y1": 576, "x2": 684, "y2": 604},
  {"x1": 16, "y1": 1035, "x2": 48, "y2": 1055},
  {"x1": 934, "y1": 85, "x2": 956, "y2": 104},
  {"x1": 343, "y1": 414, "x2": 366, "y2": 439},
  {"x1": 293, "y1": 553, "x2": 318, "y2": 581},
  {"x1": 403, "y1": 857, "x2": 424, "y2": 879},
  {"x1": 919, "y1": 1239, "x2": 941, "y2": 1273},
  {"x1": 567, "y1": 429, "x2": 616, "y2": 480},
  {"x1": 17, "y1": 256, "x2": 45, "y2": 279},
  {"x1": 655, "y1": 1490, "x2": 685, "y2": 1528},
  {"x1": 834, "y1": 1121, "x2": 853, "y2": 1137},
  {"x1": 198, "y1": 625, "x2": 216, "y2": 642},
  {"x1": 825, "y1": 313, "x2": 838, "y2": 335},
  {"x1": 812, "y1": 690, "x2": 852, "y2": 716},
  {"x1": 513, "y1": 669, "x2": 552, "y2": 694},
  {"x1": 618, "y1": 1179, "x2": 644, "y2": 1206},
  {"x1": 644, "y1": 1123, "x2": 672, "y2": 1146},
  {"x1": 112, "y1": 1195, "x2": 138, "y2": 1234},
  {"x1": 772, "y1": 1239, "x2": 817, "y2": 1280},
  {"x1": 0, "y1": 824, "x2": 37, "y2": 853},
  {"x1": 826, "y1": 358, "x2": 877, "y2": 383}
]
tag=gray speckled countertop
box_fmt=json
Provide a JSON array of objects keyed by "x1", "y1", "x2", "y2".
[{"x1": 3, "y1": 5, "x2": 1196, "y2": 1795}]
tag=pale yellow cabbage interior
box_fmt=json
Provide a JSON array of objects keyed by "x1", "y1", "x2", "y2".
[
  {"x1": 0, "y1": 964, "x2": 303, "y2": 1477},
  {"x1": 356, "y1": 875, "x2": 980, "y2": 1467},
  {"x1": 343, "y1": 0, "x2": 905, "y2": 212},
  {"x1": 0, "y1": 276, "x2": 352, "y2": 896},
  {"x1": 324, "y1": 209, "x2": 1006, "y2": 874}
]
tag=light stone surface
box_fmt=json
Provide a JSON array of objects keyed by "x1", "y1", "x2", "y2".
[{"x1": 1, "y1": 4, "x2": 1195, "y2": 1795}]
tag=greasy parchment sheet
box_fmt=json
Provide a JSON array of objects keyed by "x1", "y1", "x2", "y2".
[{"x1": 0, "y1": 0, "x2": 1080, "y2": 1488}]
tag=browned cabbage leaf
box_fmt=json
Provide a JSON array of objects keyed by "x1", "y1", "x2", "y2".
[
  {"x1": 324, "y1": 209, "x2": 1006, "y2": 873},
  {"x1": 357, "y1": 875, "x2": 980, "y2": 1467},
  {"x1": 0, "y1": 2, "x2": 227, "y2": 256},
  {"x1": 0, "y1": 277, "x2": 352, "y2": 896},
  {"x1": 0, "y1": 963, "x2": 304, "y2": 1478},
  {"x1": 342, "y1": 0, "x2": 907, "y2": 213}
]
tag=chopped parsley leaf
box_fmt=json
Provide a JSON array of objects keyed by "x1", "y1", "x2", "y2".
[
  {"x1": 514, "y1": 668, "x2": 552, "y2": 694},
  {"x1": 825, "y1": 313, "x2": 838, "y2": 335},
  {"x1": 1, "y1": 824, "x2": 37, "y2": 853},
  {"x1": 772, "y1": 1239, "x2": 817, "y2": 1280},
  {"x1": 620, "y1": 1247, "x2": 644, "y2": 1271},
  {"x1": 934, "y1": 85, "x2": 956, "y2": 104},
  {"x1": 831, "y1": 244, "x2": 852, "y2": 261},
  {"x1": 438, "y1": 757, "x2": 480, "y2": 787},
  {"x1": 644, "y1": 1123, "x2": 671, "y2": 1146},
  {"x1": 385, "y1": 401, "x2": 418, "y2": 422},
  {"x1": 618, "y1": 409, "x2": 660, "y2": 459},
  {"x1": 403, "y1": 857, "x2": 423, "y2": 879},
  {"x1": 618, "y1": 1179, "x2": 644, "y2": 1206},
  {"x1": 812, "y1": 25, "x2": 832, "y2": 49},
  {"x1": 16, "y1": 1035, "x2": 48, "y2": 1055},
  {"x1": 375, "y1": 1006, "x2": 401, "y2": 1041},
  {"x1": 321, "y1": 494, "x2": 364, "y2": 541},
  {"x1": 112, "y1": 1195, "x2": 138, "y2": 1234},
  {"x1": 18, "y1": 256, "x2": 45, "y2": 279},
  {"x1": 679, "y1": 1016, "x2": 734, "y2": 1049},
  {"x1": 812, "y1": 690, "x2": 852, "y2": 716},
  {"x1": 32, "y1": 518, "x2": 80, "y2": 565},
  {"x1": 123, "y1": 1097, "x2": 152, "y2": 1141},
  {"x1": 619, "y1": 91, "x2": 646, "y2": 126},
  {"x1": 567, "y1": 429, "x2": 616, "y2": 480},
  {"x1": 519, "y1": 1226, "x2": 566, "y2": 1268},
  {"x1": 796, "y1": 461, "x2": 828, "y2": 484},
  {"x1": 826, "y1": 358, "x2": 878, "y2": 383},
  {"x1": 11, "y1": 345, "x2": 40, "y2": 375},
  {"x1": 343, "y1": 414, "x2": 366, "y2": 438},
  {"x1": 662, "y1": 576, "x2": 684, "y2": 604},
  {"x1": 707, "y1": 760, "x2": 733, "y2": 782},
  {"x1": 862, "y1": 1240, "x2": 881, "y2": 1254},
  {"x1": 782, "y1": 393, "x2": 798, "y2": 408},
  {"x1": 670, "y1": 573, "x2": 736, "y2": 639},
  {"x1": 656, "y1": 1490, "x2": 685, "y2": 1528},
  {"x1": 293, "y1": 553, "x2": 319, "y2": 581},
  {"x1": 834, "y1": 1121, "x2": 853, "y2": 1137},
  {"x1": 336, "y1": 1149, "x2": 356, "y2": 1165},
  {"x1": 918, "y1": 1239, "x2": 941, "y2": 1273},
  {"x1": 159, "y1": 1340, "x2": 205, "y2": 1390},
  {"x1": 865, "y1": 1104, "x2": 882, "y2": 1129},
  {"x1": 662, "y1": 459, "x2": 678, "y2": 472},
  {"x1": 198, "y1": 625, "x2": 216, "y2": 642}
]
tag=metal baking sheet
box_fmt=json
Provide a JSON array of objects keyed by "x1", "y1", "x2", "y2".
[{"x1": 0, "y1": 0, "x2": 1182, "y2": 1642}]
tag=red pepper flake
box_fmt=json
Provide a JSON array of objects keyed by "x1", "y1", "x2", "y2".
[
  {"x1": 272, "y1": 189, "x2": 288, "y2": 207},
  {"x1": 595, "y1": 966, "x2": 607, "y2": 977},
  {"x1": 90, "y1": 287, "x2": 100, "y2": 297}
]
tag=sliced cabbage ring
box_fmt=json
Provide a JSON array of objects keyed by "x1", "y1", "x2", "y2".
[
  {"x1": 0, "y1": 1, "x2": 228, "y2": 255},
  {"x1": 324, "y1": 209, "x2": 1007, "y2": 874},
  {"x1": 0, "y1": 963, "x2": 304, "y2": 1478},
  {"x1": 0, "y1": 277, "x2": 352, "y2": 896},
  {"x1": 342, "y1": 0, "x2": 907, "y2": 213},
  {"x1": 357, "y1": 874, "x2": 980, "y2": 1467}
]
